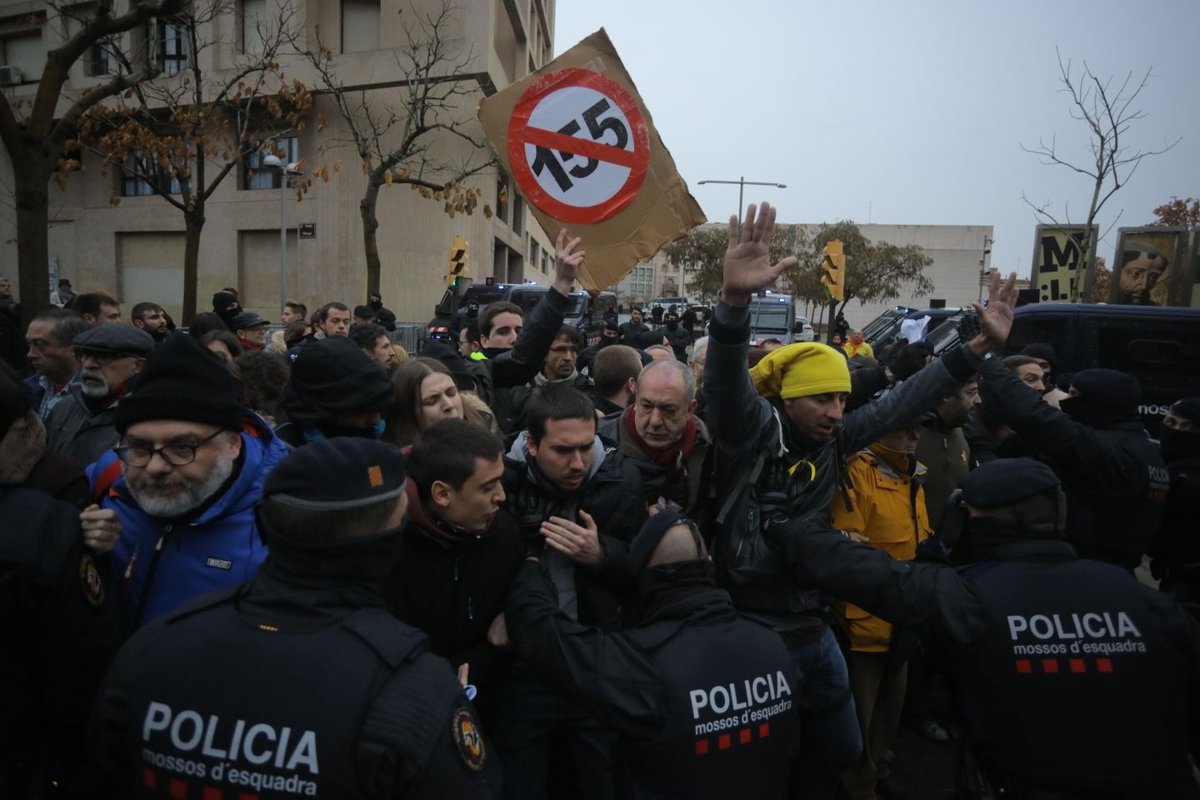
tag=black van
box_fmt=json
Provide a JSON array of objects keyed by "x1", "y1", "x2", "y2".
[
  {"x1": 426, "y1": 282, "x2": 617, "y2": 347},
  {"x1": 934, "y1": 303, "x2": 1200, "y2": 434}
]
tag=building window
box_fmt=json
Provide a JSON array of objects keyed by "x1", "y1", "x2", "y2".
[
  {"x1": 121, "y1": 152, "x2": 182, "y2": 197},
  {"x1": 342, "y1": 0, "x2": 380, "y2": 53},
  {"x1": 240, "y1": 0, "x2": 269, "y2": 56},
  {"x1": 0, "y1": 27, "x2": 42, "y2": 83},
  {"x1": 496, "y1": 175, "x2": 510, "y2": 226},
  {"x1": 513, "y1": 195, "x2": 524, "y2": 235},
  {"x1": 86, "y1": 36, "x2": 116, "y2": 77},
  {"x1": 530, "y1": 239, "x2": 540, "y2": 272},
  {"x1": 243, "y1": 136, "x2": 300, "y2": 190},
  {"x1": 156, "y1": 16, "x2": 191, "y2": 76}
]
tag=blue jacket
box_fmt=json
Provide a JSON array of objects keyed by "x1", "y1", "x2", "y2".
[{"x1": 88, "y1": 411, "x2": 290, "y2": 633}]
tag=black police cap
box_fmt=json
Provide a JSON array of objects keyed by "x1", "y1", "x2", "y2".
[
  {"x1": 960, "y1": 457, "x2": 1060, "y2": 509},
  {"x1": 263, "y1": 437, "x2": 406, "y2": 512}
]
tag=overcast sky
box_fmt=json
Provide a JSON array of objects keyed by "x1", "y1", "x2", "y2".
[{"x1": 553, "y1": 0, "x2": 1200, "y2": 276}]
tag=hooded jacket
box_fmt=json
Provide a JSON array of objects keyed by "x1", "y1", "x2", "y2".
[
  {"x1": 502, "y1": 430, "x2": 647, "y2": 629},
  {"x1": 89, "y1": 410, "x2": 290, "y2": 632},
  {"x1": 830, "y1": 443, "x2": 932, "y2": 652}
]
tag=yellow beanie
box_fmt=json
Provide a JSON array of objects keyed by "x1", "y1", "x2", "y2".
[{"x1": 750, "y1": 342, "x2": 851, "y2": 399}]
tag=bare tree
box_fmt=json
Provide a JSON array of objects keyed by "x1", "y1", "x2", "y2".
[
  {"x1": 76, "y1": 0, "x2": 311, "y2": 319},
  {"x1": 299, "y1": 1, "x2": 494, "y2": 294},
  {"x1": 1021, "y1": 49, "x2": 1178, "y2": 303},
  {"x1": 0, "y1": 0, "x2": 185, "y2": 324}
]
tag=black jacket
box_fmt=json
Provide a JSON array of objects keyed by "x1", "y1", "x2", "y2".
[
  {"x1": 1150, "y1": 452, "x2": 1200, "y2": 599},
  {"x1": 773, "y1": 523, "x2": 1200, "y2": 797},
  {"x1": 89, "y1": 535, "x2": 500, "y2": 799},
  {"x1": 1, "y1": 485, "x2": 119, "y2": 798},
  {"x1": 507, "y1": 560, "x2": 799, "y2": 799},
  {"x1": 977, "y1": 357, "x2": 1168, "y2": 568},
  {"x1": 382, "y1": 483, "x2": 525, "y2": 695},
  {"x1": 502, "y1": 432, "x2": 648, "y2": 629},
  {"x1": 702, "y1": 301, "x2": 981, "y2": 630},
  {"x1": 596, "y1": 411, "x2": 714, "y2": 519}
]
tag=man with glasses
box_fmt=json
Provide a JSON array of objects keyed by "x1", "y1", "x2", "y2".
[
  {"x1": 88, "y1": 332, "x2": 289, "y2": 632},
  {"x1": 44, "y1": 323, "x2": 153, "y2": 466}
]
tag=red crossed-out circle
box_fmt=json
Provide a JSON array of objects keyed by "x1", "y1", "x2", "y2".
[{"x1": 507, "y1": 68, "x2": 650, "y2": 225}]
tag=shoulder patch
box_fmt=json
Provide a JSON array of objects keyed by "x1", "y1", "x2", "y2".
[
  {"x1": 80, "y1": 554, "x2": 105, "y2": 606},
  {"x1": 451, "y1": 707, "x2": 486, "y2": 771}
]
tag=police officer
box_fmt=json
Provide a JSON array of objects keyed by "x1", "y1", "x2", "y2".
[
  {"x1": 768, "y1": 458, "x2": 1200, "y2": 798},
  {"x1": 506, "y1": 509, "x2": 800, "y2": 799},
  {"x1": 89, "y1": 438, "x2": 500, "y2": 798},
  {"x1": 1, "y1": 480, "x2": 118, "y2": 798}
]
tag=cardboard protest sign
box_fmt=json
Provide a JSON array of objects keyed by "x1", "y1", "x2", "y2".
[{"x1": 478, "y1": 28, "x2": 705, "y2": 292}]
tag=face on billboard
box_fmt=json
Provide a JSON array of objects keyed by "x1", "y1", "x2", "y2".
[{"x1": 1117, "y1": 249, "x2": 1168, "y2": 305}]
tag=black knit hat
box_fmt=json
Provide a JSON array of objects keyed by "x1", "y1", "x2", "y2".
[
  {"x1": 282, "y1": 337, "x2": 394, "y2": 424},
  {"x1": 1171, "y1": 396, "x2": 1200, "y2": 426},
  {"x1": 114, "y1": 332, "x2": 243, "y2": 434},
  {"x1": 961, "y1": 457, "x2": 1060, "y2": 509},
  {"x1": 263, "y1": 437, "x2": 406, "y2": 511},
  {"x1": 212, "y1": 291, "x2": 239, "y2": 314}
]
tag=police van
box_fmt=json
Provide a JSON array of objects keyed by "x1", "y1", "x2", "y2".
[{"x1": 932, "y1": 303, "x2": 1200, "y2": 434}]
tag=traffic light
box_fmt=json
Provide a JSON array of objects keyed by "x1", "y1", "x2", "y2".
[
  {"x1": 446, "y1": 235, "x2": 469, "y2": 285},
  {"x1": 819, "y1": 240, "x2": 845, "y2": 303}
]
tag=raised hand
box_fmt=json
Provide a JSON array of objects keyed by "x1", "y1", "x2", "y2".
[
  {"x1": 553, "y1": 228, "x2": 585, "y2": 294},
  {"x1": 968, "y1": 271, "x2": 1018, "y2": 357},
  {"x1": 721, "y1": 202, "x2": 797, "y2": 306}
]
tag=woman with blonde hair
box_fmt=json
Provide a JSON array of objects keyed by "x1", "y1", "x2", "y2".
[{"x1": 384, "y1": 357, "x2": 493, "y2": 447}]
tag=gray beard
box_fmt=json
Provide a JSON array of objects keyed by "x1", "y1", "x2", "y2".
[
  {"x1": 128, "y1": 453, "x2": 236, "y2": 518},
  {"x1": 80, "y1": 370, "x2": 111, "y2": 399}
]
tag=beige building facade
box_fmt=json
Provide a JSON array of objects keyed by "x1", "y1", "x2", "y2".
[{"x1": 0, "y1": 0, "x2": 557, "y2": 325}]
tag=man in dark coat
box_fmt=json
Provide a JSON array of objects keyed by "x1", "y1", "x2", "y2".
[
  {"x1": 508, "y1": 510, "x2": 800, "y2": 799},
  {"x1": 497, "y1": 383, "x2": 648, "y2": 799},
  {"x1": 382, "y1": 419, "x2": 525, "y2": 717},
  {"x1": 977, "y1": 362, "x2": 1168, "y2": 570},
  {"x1": 1150, "y1": 397, "x2": 1200, "y2": 601}
]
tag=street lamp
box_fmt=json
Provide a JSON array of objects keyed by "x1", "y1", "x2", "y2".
[
  {"x1": 977, "y1": 235, "x2": 995, "y2": 302},
  {"x1": 261, "y1": 153, "x2": 303, "y2": 317},
  {"x1": 697, "y1": 176, "x2": 787, "y2": 223}
]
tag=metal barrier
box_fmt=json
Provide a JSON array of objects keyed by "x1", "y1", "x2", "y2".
[{"x1": 392, "y1": 323, "x2": 425, "y2": 354}]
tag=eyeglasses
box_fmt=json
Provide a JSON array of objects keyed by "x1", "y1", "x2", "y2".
[
  {"x1": 75, "y1": 348, "x2": 132, "y2": 364},
  {"x1": 115, "y1": 429, "x2": 225, "y2": 467}
]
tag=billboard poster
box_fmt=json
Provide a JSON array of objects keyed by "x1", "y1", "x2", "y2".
[
  {"x1": 1109, "y1": 227, "x2": 1188, "y2": 307},
  {"x1": 1031, "y1": 225, "x2": 1094, "y2": 303},
  {"x1": 1189, "y1": 230, "x2": 1200, "y2": 308}
]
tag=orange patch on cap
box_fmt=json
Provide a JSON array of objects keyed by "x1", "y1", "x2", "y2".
[{"x1": 367, "y1": 465, "x2": 384, "y2": 488}]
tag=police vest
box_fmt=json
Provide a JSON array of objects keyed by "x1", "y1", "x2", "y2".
[
  {"x1": 620, "y1": 596, "x2": 799, "y2": 798},
  {"x1": 957, "y1": 550, "x2": 1195, "y2": 794},
  {"x1": 124, "y1": 590, "x2": 468, "y2": 799}
]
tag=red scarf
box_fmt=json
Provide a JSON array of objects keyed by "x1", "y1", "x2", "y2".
[{"x1": 622, "y1": 405, "x2": 698, "y2": 474}]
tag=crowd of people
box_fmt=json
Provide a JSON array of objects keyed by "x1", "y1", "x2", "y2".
[{"x1": 2, "y1": 207, "x2": 1199, "y2": 799}]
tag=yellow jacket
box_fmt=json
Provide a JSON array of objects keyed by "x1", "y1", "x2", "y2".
[
  {"x1": 829, "y1": 443, "x2": 932, "y2": 652},
  {"x1": 845, "y1": 340, "x2": 875, "y2": 360}
]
